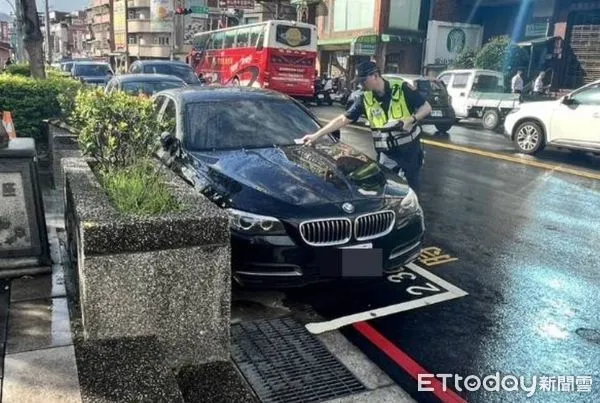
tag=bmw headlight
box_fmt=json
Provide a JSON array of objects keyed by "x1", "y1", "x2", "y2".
[
  {"x1": 227, "y1": 209, "x2": 286, "y2": 235},
  {"x1": 397, "y1": 188, "x2": 420, "y2": 217}
]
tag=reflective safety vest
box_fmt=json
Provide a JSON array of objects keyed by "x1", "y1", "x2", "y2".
[{"x1": 363, "y1": 81, "x2": 417, "y2": 152}]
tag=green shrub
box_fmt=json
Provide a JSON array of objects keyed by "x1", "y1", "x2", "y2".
[
  {"x1": 0, "y1": 74, "x2": 84, "y2": 139},
  {"x1": 99, "y1": 159, "x2": 179, "y2": 215},
  {"x1": 73, "y1": 89, "x2": 160, "y2": 170},
  {"x1": 5, "y1": 63, "x2": 31, "y2": 76}
]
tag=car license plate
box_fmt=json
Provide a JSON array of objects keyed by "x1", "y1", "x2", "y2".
[
  {"x1": 431, "y1": 110, "x2": 443, "y2": 117},
  {"x1": 339, "y1": 243, "x2": 373, "y2": 249}
]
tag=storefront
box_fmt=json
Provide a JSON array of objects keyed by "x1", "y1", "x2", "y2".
[{"x1": 422, "y1": 20, "x2": 484, "y2": 77}]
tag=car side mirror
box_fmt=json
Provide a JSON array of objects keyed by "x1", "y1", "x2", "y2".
[
  {"x1": 561, "y1": 95, "x2": 574, "y2": 105},
  {"x1": 160, "y1": 131, "x2": 177, "y2": 153}
]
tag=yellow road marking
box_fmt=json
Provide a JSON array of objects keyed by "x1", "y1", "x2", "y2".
[{"x1": 317, "y1": 118, "x2": 600, "y2": 181}]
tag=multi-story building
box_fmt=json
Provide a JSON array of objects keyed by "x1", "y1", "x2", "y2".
[
  {"x1": 87, "y1": 0, "x2": 114, "y2": 57},
  {"x1": 240, "y1": 0, "x2": 296, "y2": 24},
  {"x1": 49, "y1": 11, "x2": 89, "y2": 61},
  {"x1": 316, "y1": 0, "x2": 429, "y2": 80},
  {"x1": 125, "y1": 0, "x2": 174, "y2": 60}
]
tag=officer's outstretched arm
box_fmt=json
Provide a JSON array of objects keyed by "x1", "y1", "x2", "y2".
[{"x1": 300, "y1": 114, "x2": 350, "y2": 145}]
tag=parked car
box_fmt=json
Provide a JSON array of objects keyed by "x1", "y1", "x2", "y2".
[
  {"x1": 60, "y1": 61, "x2": 74, "y2": 73},
  {"x1": 504, "y1": 79, "x2": 600, "y2": 155},
  {"x1": 71, "y1": 61, "x2": 114, "y2": 86},
  {"x1": 104, "y1": 74, "x2": 187, "y2": 96},
  {"x1": 128, "y1": 60, "x2": 201, "y2": 85},
  {"x1": 152, "y1": 87, "x2": 425, "y2": 287},
  {"x1": 437, "y1": 69, "x2": 520, "y2": 130},
  {"x1": 383, "y1": 74, "x2": 456, "y2": 133}
]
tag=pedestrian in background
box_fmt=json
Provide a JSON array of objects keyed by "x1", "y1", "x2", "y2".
[
  {"x1": 533, "y1": 71, "x2": 548, "y2": 96},
  {"x1": 511, "y1": 70, "x2": 524, "y2": 101}
]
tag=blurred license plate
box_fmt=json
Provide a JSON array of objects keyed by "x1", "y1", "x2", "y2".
[{"x1": 431, "y1": 110, "x2": 443, "y2": 117}]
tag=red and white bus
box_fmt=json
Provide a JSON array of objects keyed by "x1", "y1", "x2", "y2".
[{"x1": 188, "y1": 20, "x2": 317, "y2": 99}]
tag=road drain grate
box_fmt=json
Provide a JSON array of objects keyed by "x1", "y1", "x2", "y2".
[{"x1": 232, "y1": 316, "x2": 367, "y2": 403}]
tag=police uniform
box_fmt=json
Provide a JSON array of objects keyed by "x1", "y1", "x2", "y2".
[{"x1": 345, "y1": 69, "x2": 427, "y2": 194}]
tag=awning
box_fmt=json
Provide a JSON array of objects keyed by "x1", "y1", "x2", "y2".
[
  {"x1": 317, "y1": 38, "x2": 354, "y2": 46},
  {"x1": 517, "y1": 36, "x2": 558, "y2": 47}
]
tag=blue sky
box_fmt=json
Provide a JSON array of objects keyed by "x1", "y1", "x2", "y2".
[{"x1": 0, "y1": 0, "x2": 88, "y2": 16}]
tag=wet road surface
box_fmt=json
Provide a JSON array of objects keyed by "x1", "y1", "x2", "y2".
[{"x1": 284, "y1": 106, "x2": 600, "y2": 402}]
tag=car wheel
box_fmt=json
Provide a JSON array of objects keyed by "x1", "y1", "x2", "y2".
[
  {"x1": 482, "y1": 109, "x2": 500, "y2": 130},
  {"x1": 514, "y1": 121, "x2": 545, "y2": 154},
  {"x1": 435, "y1": 123, "x2": 452, "y2": 133}
]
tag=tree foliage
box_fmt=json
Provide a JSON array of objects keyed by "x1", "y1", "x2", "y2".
[
  {"x1": 452, "y1": 49, "x2": 477, "y2": 69},
  {"x1": 475, "y1": 36, "x2": 529, "y2": 75}
]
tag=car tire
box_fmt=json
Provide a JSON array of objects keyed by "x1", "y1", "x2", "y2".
[
  {"x1": 482, "y1": 109, "x2": 500, "y2": 130},
  {"x1": 435, "y1": 123, "x2": 452, "y2": 133},
  {"x1": 514, "y1": 121, "x2": 545, "y2": 155}
]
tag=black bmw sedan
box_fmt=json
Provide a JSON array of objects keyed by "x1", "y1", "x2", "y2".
[{"x1": 153, "y1": 87, "x2": 425, "y2": 287}]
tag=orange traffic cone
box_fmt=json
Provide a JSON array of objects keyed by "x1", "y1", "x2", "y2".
[{"x1": 2, "y1": 112, "x2": 16, "y2": 139}]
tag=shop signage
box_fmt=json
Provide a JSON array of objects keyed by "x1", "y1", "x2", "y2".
[{"x1": 350, "y1": 35, "x2": 378, "y2": 56}]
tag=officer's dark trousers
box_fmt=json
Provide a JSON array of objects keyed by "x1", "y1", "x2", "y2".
[{"x1": 379, "y1": 139, "x2": 424, "y2": 195}]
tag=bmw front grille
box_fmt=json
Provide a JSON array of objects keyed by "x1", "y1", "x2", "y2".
[
  {"x1": 299, "y1": 218, "x2": 352, "y2": 246},
  {"x1": 299, "y1": 211, "x2": 396, "y2": 246},
  {"x1": 355, "y1": 211, "x2": 396, "y2": 241}
]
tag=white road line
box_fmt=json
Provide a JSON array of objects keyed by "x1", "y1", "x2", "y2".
[
  {"x1": 305, "y1": 264, "x2": 468, "y2": 335},
  {"x1": 406, "y1": 262, "x2": 468, "y2": 297}
]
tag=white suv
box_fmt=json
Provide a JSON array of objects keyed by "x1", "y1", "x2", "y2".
[{"x1": 504, "y1": 80, "x2": 600, "y2": 154}]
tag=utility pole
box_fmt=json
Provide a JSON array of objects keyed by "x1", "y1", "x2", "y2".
[{"x1": 44, "y1": 0, "x2": 51, "y2": 63}]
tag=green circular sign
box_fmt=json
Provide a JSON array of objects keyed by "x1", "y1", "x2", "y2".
[{"x1": 446, "y1": 28, "x2": 466, "y2": 54}]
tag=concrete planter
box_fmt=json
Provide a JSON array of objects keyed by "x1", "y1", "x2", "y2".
[
  {"x1": 46, "y1": 120, "x2": 80, "y2": 189},
  {"x1": 62, "y1": 157, "x2": 231, "y2": 368}
]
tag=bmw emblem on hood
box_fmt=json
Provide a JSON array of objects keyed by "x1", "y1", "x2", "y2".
[{"x1": 342, "y1": 202, "x2": 355, "y2": 214}]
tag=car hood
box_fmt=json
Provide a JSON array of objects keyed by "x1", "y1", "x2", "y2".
[{"x1": 188, "y1": 142, "x2": 409, "y2": 209}]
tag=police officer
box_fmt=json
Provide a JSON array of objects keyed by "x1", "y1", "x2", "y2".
[{"x1": 300, "y1": 61, "x2": 432, "y2": 194}]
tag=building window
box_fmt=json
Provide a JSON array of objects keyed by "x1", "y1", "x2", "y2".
[
  {"x1": 389, "y1": 0, "x2": 421, "y2": 31},
  {"x1": 153, "y1": 36, "x2": 170, "y2": 45},
  {"x1": 128, "y1": 35, "x2": 137, "y2": 44},
  {"x1": 128, "y1": 11, "x2": 135, "y2": 19},
  {"x1": 333, "y1": 0, "x2": 373, "y2": 32}
]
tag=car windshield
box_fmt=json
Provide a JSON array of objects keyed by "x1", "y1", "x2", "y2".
[
  {"x1": 122, "y1": 80, "x2": 185, "y2": 95},
  {"x1": 185, "y1": 99, "x2": 323, "y2": 150},
  {"x1": 75, "y1": 64, "x2": 111, "y2": 76},
  {"x1": 143, "y1": 64, "x2": 200, "y2": 84}
]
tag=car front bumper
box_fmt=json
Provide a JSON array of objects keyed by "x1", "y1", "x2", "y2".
[{"x1": 231, "y1": 213, "x2": 425, "y2": 288}]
